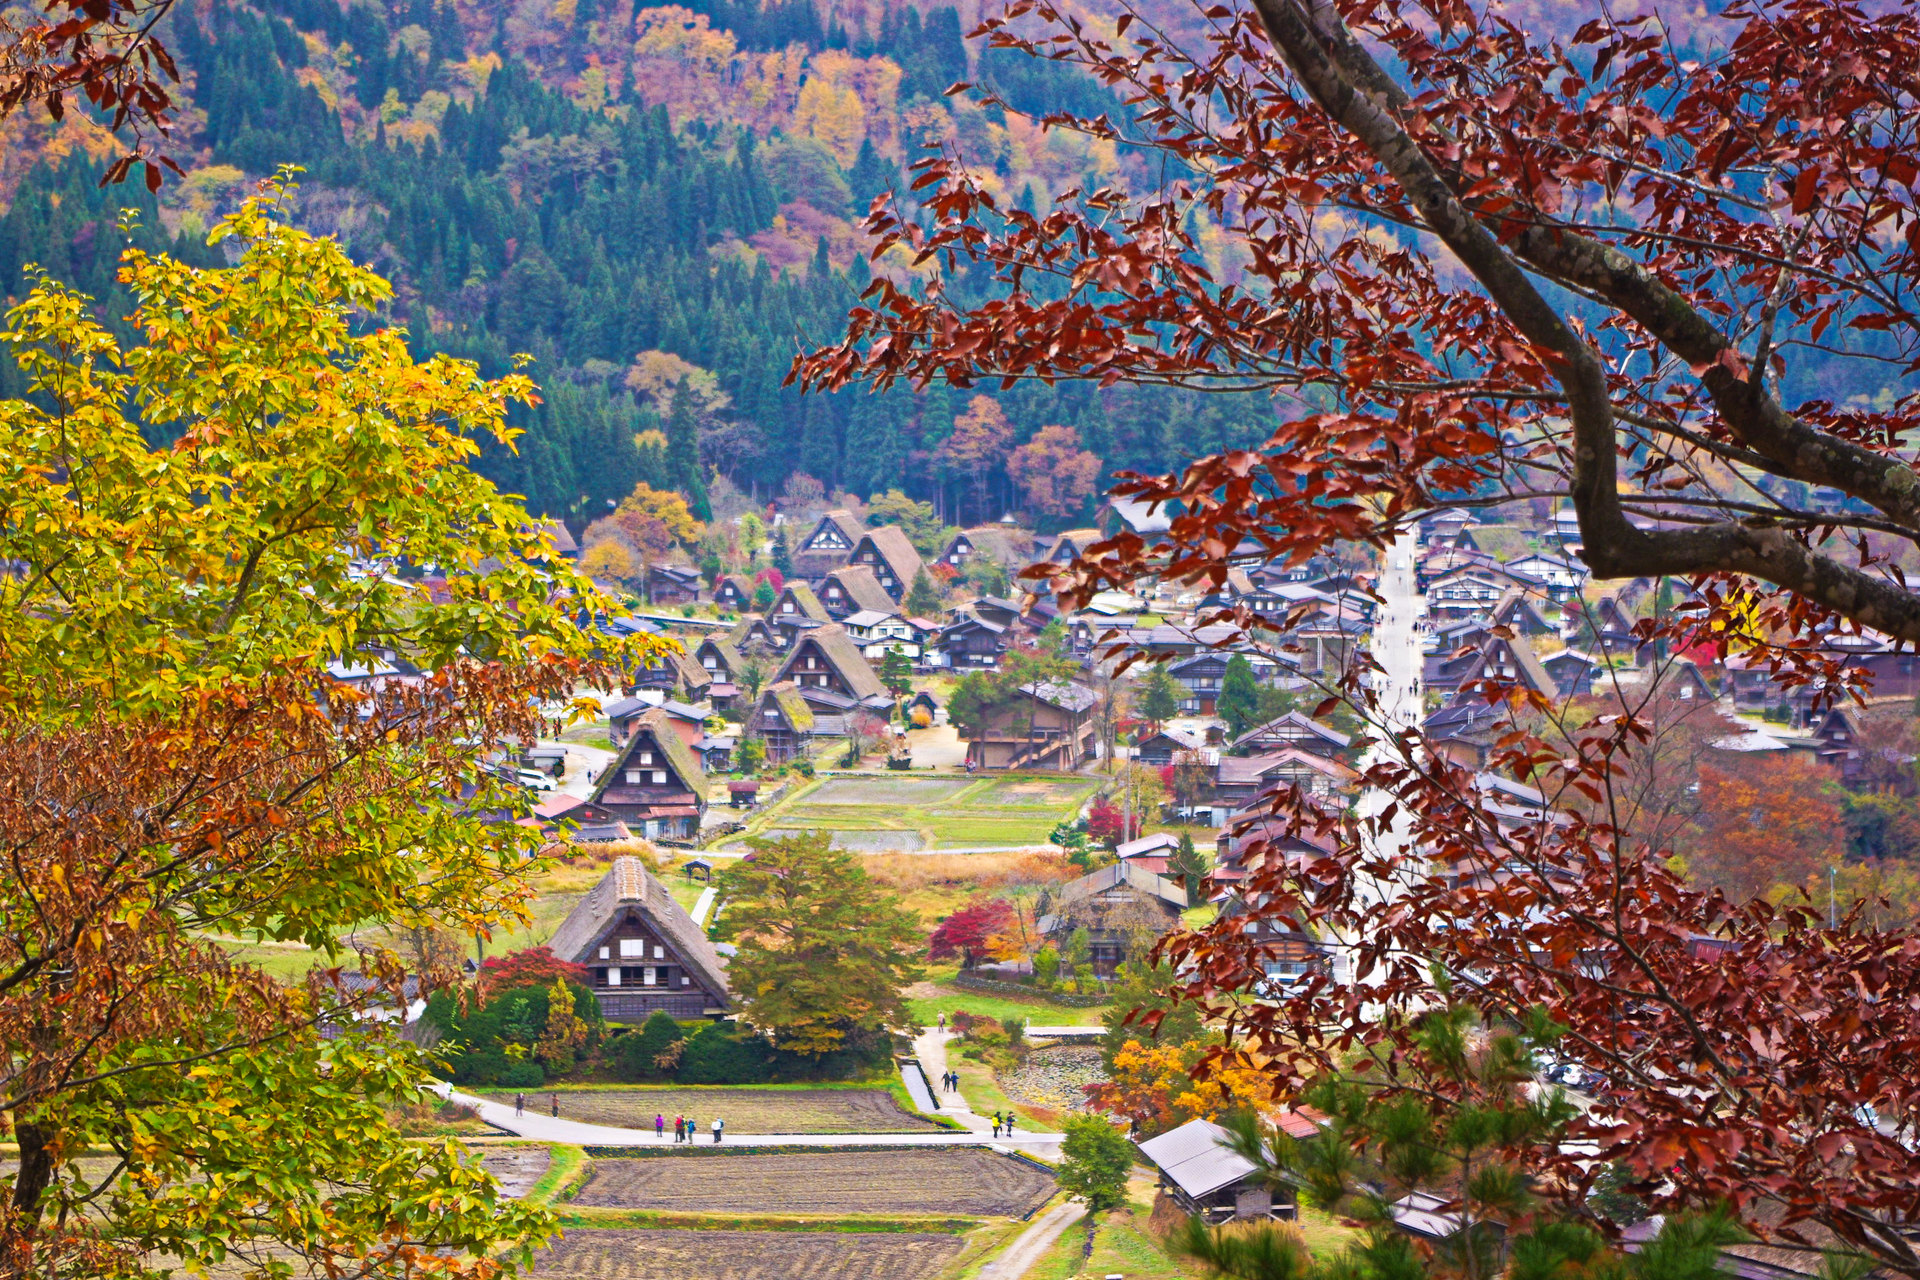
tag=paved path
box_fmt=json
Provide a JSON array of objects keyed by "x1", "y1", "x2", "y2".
[
  {"x1": 912, "y1": 1027, "x2": 992, "y2": 1137},
  {"x1": 1024, "y1": 1025, "x2": 1101, "y2": 1039},
  {"x1": 689, "y1": 885, "x2": 716, "y2": 926},
  {"x1": 435, "y1": 1082, "x2": 1064, "y2": 1155},
  {"x1": 978, "y1": 1199, "x2": 1083, "y2": 1279}
]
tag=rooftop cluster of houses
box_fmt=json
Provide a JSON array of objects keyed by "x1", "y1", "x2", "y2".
[{"x1": 1409, "y1": 509, "x2": 1920, "y2": 778}]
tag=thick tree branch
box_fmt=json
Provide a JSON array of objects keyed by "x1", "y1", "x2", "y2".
[{"x1": 1245, "y1": 0, "x2": 1920, "y2": 641}]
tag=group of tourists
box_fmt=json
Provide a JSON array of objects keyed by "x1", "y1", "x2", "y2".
[{"x1": 654, "y1": 1113, "x2": 722, "y2": 1143}]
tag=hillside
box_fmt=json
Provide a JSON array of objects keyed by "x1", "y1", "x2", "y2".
[{"x1": 0, "y1": 0, "x2": 1280, "y2": 527}]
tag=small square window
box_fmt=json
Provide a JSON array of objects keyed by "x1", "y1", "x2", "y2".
[
  {"x1": 619, "y1": 939, "x2": 644, "y2": 958},
  {"x1": 654, "y1": 945, "x2": 664, "y2": 959},
  {"x1": 640, "y1": 751, "x2": 654, "y2": 765},
  {"x1": 652, "y1": 770, "x2": 667, "y2": 784},
  {"x1": 598, "y1": 946, "x2": 609, "y2": 960}
]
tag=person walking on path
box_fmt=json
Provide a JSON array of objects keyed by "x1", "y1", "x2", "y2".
[
  {"x1": 514, "y1": 1093, "x2": 525, "y2": 1117},
  {"x1": 673, "y1": 1114, "x2": 684, "y2": 1144},
  {"x1": 654, "y1": 1113, "x2": 665, "y2": 1139},
  {"x1": 549, "y1": 1093, "x2": 559, "y2": 1119},
  {"x1": 712, "y1": 1117, "x2": 723, "y2": 1144},
  {"x1": 937, "y1": 1013, "x2": 945, "y2": 1032}
]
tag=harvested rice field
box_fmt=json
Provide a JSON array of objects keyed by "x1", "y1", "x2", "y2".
[
  {"x1": 476, "y1": 1146, "x2": 552, "y2": 1198},
  {"x1": 480, "y1": 1087, "x2": 939, "y2": 1134},
  {"x1": 572, "y1": 1149, "x2": 1055, "y2": 1217},
  {"x1": 532, "y1": 1228, "x2": 966, "y2": 1279}
]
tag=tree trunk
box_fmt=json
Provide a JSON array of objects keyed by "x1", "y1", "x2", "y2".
[{"x1": 12, "y1": 1120, "x2": 55, "y2": 1218}]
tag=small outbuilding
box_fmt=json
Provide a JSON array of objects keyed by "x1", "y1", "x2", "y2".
[{"x1": 1135, "y1": 1118, "x2": 1296, "y2": 1223}]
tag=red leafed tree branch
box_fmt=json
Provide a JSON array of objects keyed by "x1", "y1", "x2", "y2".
[
  {"x1": 0, "y1": 0, "x2": 183, "y2": 189},
  {"x1": 793, "y1": 0, "x2": 1920, "y2": 654}
]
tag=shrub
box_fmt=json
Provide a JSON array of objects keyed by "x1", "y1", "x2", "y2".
[
  {"x1": 1033, "y1": 945, "x2": 1061, "y2": 986},
  {"x1": 614, "y1": 1010, "x2": 686, "y2": 1081},
  {"x1": 675, "y1": 1022, "x2": 777, "y2": 1084},
  {"x1": 498, "y1": 1060, "x2": 545, "y2": 1089},
  {"x1": 909, "y1": 706, "x2": 932, "y2": 728}
]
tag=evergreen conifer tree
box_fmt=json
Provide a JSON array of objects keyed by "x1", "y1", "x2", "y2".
[
  {"x1": 1218, "y1": 653, "x2": 1262, "y2": 742},
  {"x1": 664, "y1": 379, "x2": 709, "y2": 521},
  {"x1": 905, "y1": 569, "x2": 942, "y2": 617}
]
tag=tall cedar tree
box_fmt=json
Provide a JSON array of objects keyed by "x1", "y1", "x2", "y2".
[
  {"x1": 1134, "y1": 667, "x2": 1181, "y2": 731},
  {"x1": 1169, "y1": 832, "x2": 1208, "y2": 907},
  {"x1": 714, "y1": 832, "x2": 923, "y2": 1056},
  {"x1": 795, "y1": 0, "x2": 1920, "y2": 1268},
  {"x1": 664, "y1": 378, "x2": 709, "y2": 521},
  {"x1": 1217, "y1": 654, "x2": 1262, "y2": 743},
  {"x1": 0, "y1": 185, "x2": 642, "y2": 1276},
  {"x1": 905, "y1": 568, "x2": 942, "y2": 616}
]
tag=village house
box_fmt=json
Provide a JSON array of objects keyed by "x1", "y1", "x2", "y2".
[
  {"x1": 791, "y1": 508, "x2": 865, "y2": 578},
  {"x1": 586, "y1": 711, "x2": 708, "y2": 840},
  {"x1": 844, "y1": 610, "x2": 920, "y2": 660},
  {"x1": 546, "y1": 856, "x2": 730, "y2": 1022},
  {"x1": 938, "y1": 525, "x2": 1032, "y2": 574},
  {"x1": 1037, "y1": 528, "x2": 1105, "y2": 564},
  {"x1": 1212, "y1": 747, "x2": 1359, "y2": 811},
  {"x1": 628, "y1": 645, "x2": 712, "y2": 703},
  {"x1": 712, "y1": 573, "x2": 758, "y2": 612},
  {"x1": 1229, "y1": 710, "x2": 1352, "y2": 758},
  {"x1": 965, "y1": 680, "x2": 1098, "y2": 770},
  {"x1": 748, "y1": 681, "x2": 816, "y2": 764},
  {"x1": 1540, "y1": 648, "x2": 1603, "y2": 698},
  {"x1": 644, "y1": 563, "x2": 703, "y2": 606},
  {"x1": 933, "y1": 614, "x2": 1009, "y2": 670},
  {"x1": 846, "y1": 525, "x2": 924, "y2": 602},
  {"x1": 1036, "y1": 861, "x2": 1189, "y2": 973},
  {"x1": 819, "y1": 564, "x2": 899, "y2": 620},
  {"x1": 773, "y1": 623, "x2": 891, "y2": 708}
]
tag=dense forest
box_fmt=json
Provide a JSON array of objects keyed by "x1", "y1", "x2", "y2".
[{"x1": 0, "y1": 0, "x2": 1282, "y2": 527}]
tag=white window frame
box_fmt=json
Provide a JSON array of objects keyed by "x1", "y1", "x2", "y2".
[{"x1": 619, "y1": 938, "x2": 645, "y2": 958}]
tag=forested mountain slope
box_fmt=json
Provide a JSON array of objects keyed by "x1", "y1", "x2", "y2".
[{"x1": 0, "y1": 0, "x2": 1280, "y2": 525}]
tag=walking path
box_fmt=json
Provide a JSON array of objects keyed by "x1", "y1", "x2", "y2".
[
  {"x1": 978, "y1": 1199, "x2": 1083, "y2": 1279},
  {"x1": 435, "y1": 1081, "x2": 1064, "y2": 1155},
  {"x1": 688, "y1": 885, "x2": 716, "y2": 927}
]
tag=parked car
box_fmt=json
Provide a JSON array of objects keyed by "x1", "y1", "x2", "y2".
[{"x1": 514, "y1": 768, "x2": 556, "y2": 793}]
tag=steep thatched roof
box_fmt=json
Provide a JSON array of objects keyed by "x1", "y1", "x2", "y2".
[{"x1": 546, "y1": 856, "x2": 730, "y2": 1004}]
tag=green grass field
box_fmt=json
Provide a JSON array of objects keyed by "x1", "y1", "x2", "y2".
[{"x1": 908, "y1": 987, "x2": 1109, "y2": 1030}]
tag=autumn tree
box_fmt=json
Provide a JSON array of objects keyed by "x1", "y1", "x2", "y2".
[
  {"x1": 714, "y1": 832, "x2": 923, "y2": 1056},
  {"x1": 929, "y1": 897, "x2": 1017, "y2": 968},
  {"x1": 617, "y1": 481, "x2": 702, "y2": 544},
  {"x1": 867, "y1": 488, "x2": 949, "y2": 556},
  {"x1": 0, "y1": 184, "x2": 644, "y2": 1276},
  {"x1": 1007, "y1": 423, "x2": 1103, "y2": 520},
  {"x1": 1686, "y1": 754, "x2": 1844, "y2": 903},
  {"x1": 934, "y1": 395, "x2": 1013, "y2": 524}
]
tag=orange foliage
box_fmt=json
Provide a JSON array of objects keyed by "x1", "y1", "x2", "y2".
[{"x1": 1687, "y1": 754, "x2": 1843, "y2": 902}]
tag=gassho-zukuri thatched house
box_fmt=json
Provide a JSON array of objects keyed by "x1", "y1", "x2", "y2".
[{"x1": 547, "y1": 856, "x2": 730, "y2": 1023}]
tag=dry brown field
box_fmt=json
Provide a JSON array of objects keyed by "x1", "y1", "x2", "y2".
[
  {"x1": 572, "y1": 1149, "x2": 1053, "y2": 1217},
  {"x1": 531, "y1": 1227, "x2": 965, "y2": 1279}
]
